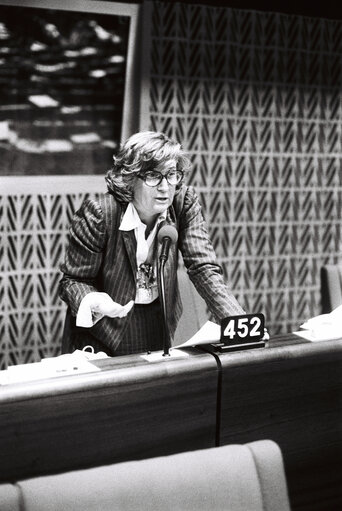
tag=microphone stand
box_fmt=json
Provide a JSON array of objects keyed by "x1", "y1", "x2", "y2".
[{"x1": 158, "y1": 238, "x2": 171, "y2": 356}]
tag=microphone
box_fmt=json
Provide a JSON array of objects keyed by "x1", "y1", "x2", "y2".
[
  {"x1": 157, "y1": 223, "x2": 178, "y2": 356},
  {"x1": 157, "y1": 223, "x2": 178, "y2": 263}
]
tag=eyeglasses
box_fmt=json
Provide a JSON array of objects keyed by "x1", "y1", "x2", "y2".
[{"x1": 137, "y1": 170, "x2": 184, "y2": 187}]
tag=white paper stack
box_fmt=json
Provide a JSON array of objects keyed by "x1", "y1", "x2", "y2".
[
  {"x1": 294, "y1": 304, "x2": 342, "y2": 341},
  {"x1": 0, "y1": 349, "x2": 108, "y2": 385},
  {"x1": 175, "y1": 320, "x2": 221, "y2": 348}
]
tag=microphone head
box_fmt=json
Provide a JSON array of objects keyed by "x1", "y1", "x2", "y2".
[{"x1": 157, "y1": 223, "x2": 178, "y2": 244}]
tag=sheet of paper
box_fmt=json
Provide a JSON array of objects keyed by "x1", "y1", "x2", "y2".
[
  {"x1": 293, "y1": 330, "x2": 342, "y2": 342},
  {"x1": 41, "y1": 350, "x2": 109, "y2": 364},
  {"x1": 1, "y1": 357, "x2": 101, "y2": 385},
  {"x1": 175, "y1": 320, "x2": 221, "y2": 348},
  {"x1": 294, "y1": 304, "x2": 342, "y2": 341}
]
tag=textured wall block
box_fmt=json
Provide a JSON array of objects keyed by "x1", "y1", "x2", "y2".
[
  {"x1": 0, "y1": 191, "x2": 93, "y2": 368},
  {"x1": 144, "y1": 2, "x2": 342, "y2": 336}
]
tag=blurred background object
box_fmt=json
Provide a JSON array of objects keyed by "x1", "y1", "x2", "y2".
[{"x1": 0, "y1": 3, "x2": 130, "y2": 175}]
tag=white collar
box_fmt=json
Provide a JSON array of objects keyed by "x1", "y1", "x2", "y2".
[{"x1": 119, "y1": 202, "x2": 167, "y2": 232}]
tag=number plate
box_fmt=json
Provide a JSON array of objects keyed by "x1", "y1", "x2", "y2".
[{"x1": 221, "y1": 313, "x2": 265, "y2": 345}]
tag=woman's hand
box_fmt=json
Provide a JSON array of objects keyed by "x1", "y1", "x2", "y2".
[
  {"x1": 76, "y1": 292, "x2": 134, "y2": 327},
  {"x1": 91, "y1": 293, "x2": 134, "y2": 318}
]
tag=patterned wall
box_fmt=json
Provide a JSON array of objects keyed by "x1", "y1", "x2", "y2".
[
  {"x1": 0, "y1": 186, "x2": 96, "y2": 369},
  {"x1": 141, "y1": 1, "x2": 342, "y2": 335}
]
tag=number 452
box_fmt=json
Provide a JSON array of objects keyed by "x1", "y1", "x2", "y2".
[{"x1": 222, "y1": 314, "x2": 265, "y2": 342}]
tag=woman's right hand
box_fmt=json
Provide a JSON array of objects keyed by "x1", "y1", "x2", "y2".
[
  {"x1": 76, "y1": 292, "x2": 134, "y2": 327},
  {"x1": 91, "y1": 293, "x2": 134, "y2": 318}
]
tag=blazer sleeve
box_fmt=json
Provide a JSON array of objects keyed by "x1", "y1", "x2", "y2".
[
  {"x1": 177, "y1": 186, "x2": 245, "y2": 320},
  {"x1": 59, "y1": 198, "x2": 107, "y2": 316}
]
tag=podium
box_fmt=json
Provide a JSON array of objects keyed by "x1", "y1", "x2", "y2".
[
  {"x1": 0, "y1": 333, "x2": 341, "y2": 511},
  {"x1": 0, "y1": 348, "x2": 218, "y2": 481},
  {"x1": 215, "y1": 334, "x2": 342, "y2": 511}
]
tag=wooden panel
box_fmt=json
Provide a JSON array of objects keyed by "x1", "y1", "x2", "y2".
[
  {"x1": 217, "y1": 335, "x2": 342, "y2": 511},
  {"x1": 0, "y1": 349, "x2": 218, "y2": 482},
  {"x1": 1, "y1": 333, "x2": 341, "y2": 511}
]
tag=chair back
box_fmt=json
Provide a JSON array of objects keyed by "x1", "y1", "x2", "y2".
[
  {"x1": 0, "y1": 440, "x2": 291, "y2": 511},
  {"x1": 321, "y1": 264, "x2": 342, "y2": 313}
]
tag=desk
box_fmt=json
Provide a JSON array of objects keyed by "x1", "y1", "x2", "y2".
[
  {"x1": 214, "y1": 334, "x2": 342, "y2": 511},
  {"x1": 0, "y1": 334, "x2": 341, "y2": 511},
  {"x1": 0, "y1": 348, "x2": 218, "y2": 482}
]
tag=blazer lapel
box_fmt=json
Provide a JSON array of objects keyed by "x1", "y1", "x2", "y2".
[{"x1": 122, "y1": 230, "x2": 137, "y2": 276}]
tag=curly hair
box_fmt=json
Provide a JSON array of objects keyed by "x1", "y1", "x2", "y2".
[{"x1": 105, "y1": 131, "x2": 191, "y2": 202}]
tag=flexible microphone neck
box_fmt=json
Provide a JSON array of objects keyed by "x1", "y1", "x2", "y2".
[{"x1": 157, "y1": 223, "x2": 178, "y2": 356}]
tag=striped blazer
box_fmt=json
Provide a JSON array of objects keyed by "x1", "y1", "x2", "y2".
[{"x1": 59, "y1": 185, "x2": 245, "y2": 354}]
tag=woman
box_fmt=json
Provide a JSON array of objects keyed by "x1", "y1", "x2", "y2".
[{"x1": 59, "y1": 131, "x2": 245, "y2": 356}]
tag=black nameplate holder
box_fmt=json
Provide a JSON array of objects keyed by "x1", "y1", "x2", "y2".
[{"x1": 210, "y1": 313, "x2": 266, "y2": 353}]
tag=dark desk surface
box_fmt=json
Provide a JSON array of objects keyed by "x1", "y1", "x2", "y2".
[
  {"x1": 0, "y1": 333, "x2": 341, "y2": 511},
  {"x1": 0, "y1": 347, "x2": 218, "y2": 482},
  {"x1": 215, "y1": 334, "x2": 342, "y2": 511}
]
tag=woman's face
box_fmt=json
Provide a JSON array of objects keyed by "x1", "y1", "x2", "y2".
[{"x1": 132, "y1": 159, "x2": 177, "y2": 225}]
